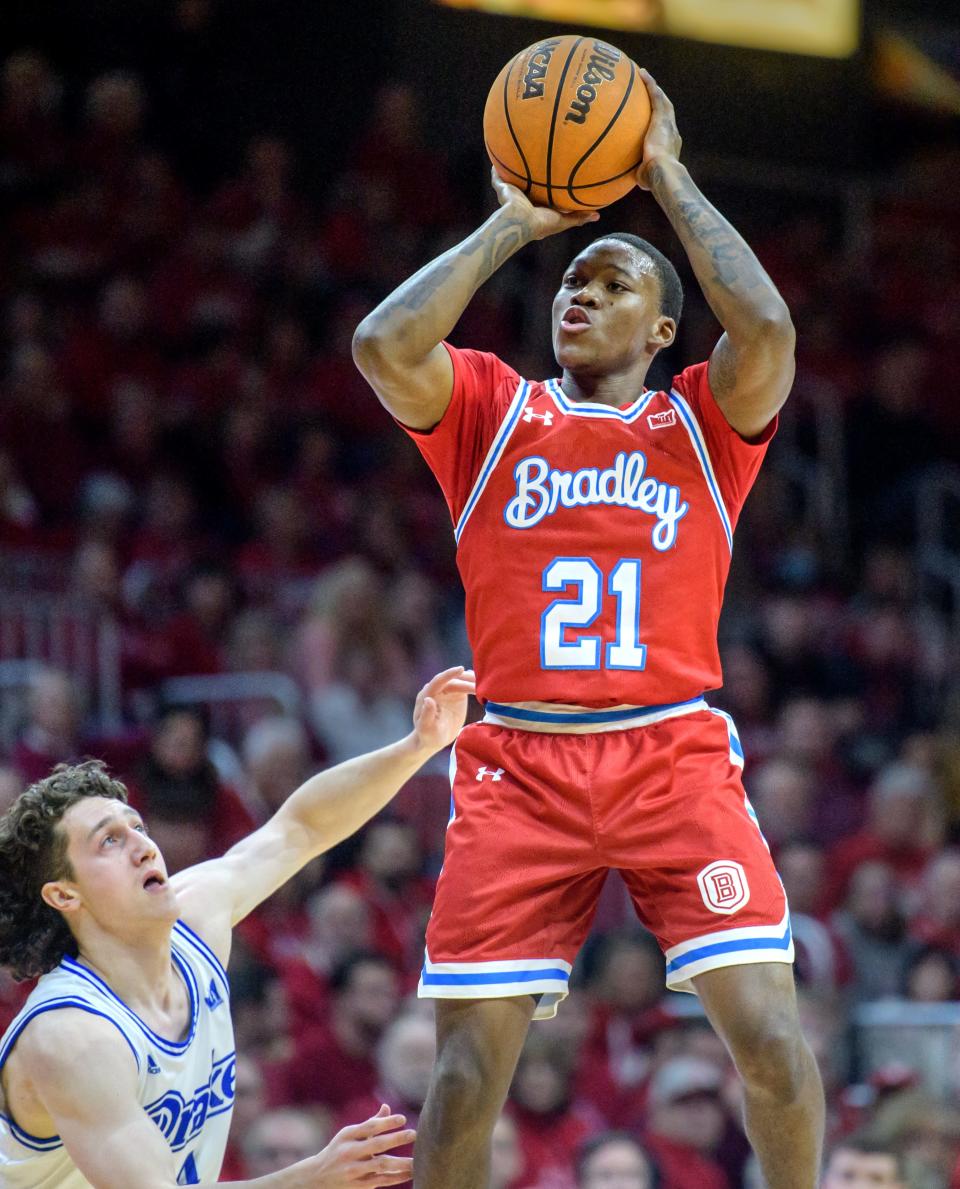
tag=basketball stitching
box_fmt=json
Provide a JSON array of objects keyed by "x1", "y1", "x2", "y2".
[
  {"x1": 502, "y1": 56, "x2": 532, "y2": 195},
  {"x1": 487, "y1": 145, "x2": 643, "y2": 207},
  {"x1": 545, "y1": 37, "x2": 583, "y2": 211},
  {"x1": 566, "y1": 59, "x2": 638, "y2": 205}
]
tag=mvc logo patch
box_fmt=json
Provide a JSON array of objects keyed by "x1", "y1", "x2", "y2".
[
  {"x1": 647, "y1": 409, "x2": 677, "y2": 430},
  {"x1": 697, "y1": 860, "x2": 750, "y2": 914}
]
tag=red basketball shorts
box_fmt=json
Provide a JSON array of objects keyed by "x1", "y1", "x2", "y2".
[{"x1": 418, "y1": 700, "x2": 792, "y2": 1019}]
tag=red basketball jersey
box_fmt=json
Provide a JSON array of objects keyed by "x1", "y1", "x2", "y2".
[{"x1": 402, "y1": 344, "x2": 775, "y2": 708}]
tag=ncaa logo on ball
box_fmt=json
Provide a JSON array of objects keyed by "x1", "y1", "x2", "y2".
[{"x1": 697, "y1": 860, "x2": 750, "y2": 915}]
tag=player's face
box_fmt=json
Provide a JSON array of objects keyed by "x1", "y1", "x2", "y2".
[
  {"x1": 552, "y1": 241, "x2": 675, "y2": 377},
  {"x1": 821, "y1": 1150, "x2": 903, "y2": 1188},
  {"x1": 46, "y1": 796, "x2": 177, "y2": 927}
]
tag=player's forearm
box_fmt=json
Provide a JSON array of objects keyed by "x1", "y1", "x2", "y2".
[
  {"x1": 353, "y1": 206, "x2": 533, "y2": 367},
  {"x1": 646, "y1": 158, "x2": 793, "y2": 343},
  {"x1": 283, "y1": 734, "x2": 433, "y2": 853}
]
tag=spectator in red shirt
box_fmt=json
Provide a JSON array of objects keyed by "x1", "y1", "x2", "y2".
[
  {"x1": 127, "y1": 702, "x2": 254, "y2": 871},
  {"x1": 160, "y1": 560, "x2": 237, "y2": 677},
  {"x1": 11, "y1": 668, "x2": 86, "y2": 785},
  {"x1": 580, "y1": 932, "x2": 670, "y2": 1127},
  {"x1": 642, "y1": 1058, "x2": 731, "y2": 1189},
  {"x1": 826, "y1": 762, "x2": 940, "y2": 911},
  {"x1": 575, "y1": 1133, "x2": 658, "y2": 1189},
  {"x1": 278, "y1": 882, "x2": 373, "y2": 1031},
  {"x1": 338, "y1": 1011, "x2": 436, "y2": 1155},
  {"x1": 282, "y1": 952, "x2": 400, "y2": 1114},
  {"x1": 338, "y1": 818, "x2": 435, "y2": 977},
  {"x1": 507, "y1": 1031, "x2": 607, "y2": 1189},
  {"x1": 910, "y1": 849, "x2": 960, "y2": 957}
]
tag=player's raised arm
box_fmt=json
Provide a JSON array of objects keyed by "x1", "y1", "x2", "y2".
[
  {"x1": 636, "y1": 70, "x2": 796, "y2": 438},
  {"x1": 173, "y1": 667, "x2": 475, "y2": 953},
  {"x1": 352, "y1": 176, "x2": 598, "y2": 429},
  {"x1": 15, "y1": 1011, "x2": 416, "y2": 1188}
]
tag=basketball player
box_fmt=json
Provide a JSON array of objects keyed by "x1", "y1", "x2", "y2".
[
  {"x1": 0, "y1": 666, "x2": 475, "y2": 1188},
  {"x1": 353, "y1": 72, "x2": 824, "y2": 1188}
]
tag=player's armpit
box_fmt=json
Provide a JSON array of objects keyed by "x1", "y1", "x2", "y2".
[
  {"x1": 708, "y1": 325, "x2": 796, "y2": 440},
  {"x1": 13, "y1": 1009, "x2": 185, "y2": 1189}
]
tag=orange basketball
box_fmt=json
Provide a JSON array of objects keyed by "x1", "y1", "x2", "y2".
[{"x1": 483, "y1": 35, "x2": 650, "y2": 213}]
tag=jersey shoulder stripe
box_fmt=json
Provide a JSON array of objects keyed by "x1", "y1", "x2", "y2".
[
  {"x1": 454, "y1": 379, "x2": 530, "y2": 544},
  {"x1": 172, "y1": 921, "x2": 229, "y2": 996},
  {"x1": 667, "y1": 389, "x2": 734, "y2": 551}
]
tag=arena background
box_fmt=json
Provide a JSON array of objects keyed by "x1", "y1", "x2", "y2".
[{"x1": 1, "y1": 0, "x2": 959, "y2": 1184}]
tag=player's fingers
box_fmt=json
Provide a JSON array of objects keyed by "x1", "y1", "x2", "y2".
[
  {"x1": 344, "y1": 1112, "x2": 408, "y2": 1139},
  {"x1": 356, "y1": 1155, "x2": 415, "y2": 1183},
  {"x1": 356, "y1": 1128, "x2": 417, "y2": 1157},
  {"x1": 424, "y1": 665, "x2": 467, "y2": 696}
]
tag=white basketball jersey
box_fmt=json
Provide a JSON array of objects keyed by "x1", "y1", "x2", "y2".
[{"x1": 0, "y1": 920, "x2": 235, "y2": 1187}]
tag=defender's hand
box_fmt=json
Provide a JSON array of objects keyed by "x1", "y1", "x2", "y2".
[
  {"x1": 412, "y1": 666, "x2": 476, "y2": 754},
  {"x1": 491, "y1": 168, "x2": 599, "y2": 240},
  {"x1": 635, "y1": 69, "x2": 682, "y2": 191},
  {"x1": 298, "y1": 1105, "x2": 416, "y2": 1187}
]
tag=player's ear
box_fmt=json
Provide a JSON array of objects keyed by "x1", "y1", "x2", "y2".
[
  {"x1": 650, "y1": 315, "x2": 676, "y2": 351},
  {"x1": 41, "y1": 880, "x2": 81, "y2": 916}
]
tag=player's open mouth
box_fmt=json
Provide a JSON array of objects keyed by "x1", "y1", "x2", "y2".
[
  {"x1": 560, "y1": 307, "x2": 591, "y2": 333},
  {"x1": 143, "y1": 872, "x2": 166, "y2": 891}
]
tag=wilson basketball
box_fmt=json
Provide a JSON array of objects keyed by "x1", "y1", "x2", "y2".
[{"x1": 483, "y1": 35, "x2": 650, "y2": 213}]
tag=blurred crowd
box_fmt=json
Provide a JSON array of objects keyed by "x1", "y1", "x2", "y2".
[{"x1": 1, "y1": 32, "x2": 960, "y2": 1189}]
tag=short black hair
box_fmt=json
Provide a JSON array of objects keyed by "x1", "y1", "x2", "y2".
[{"x1": 590, "y1": 232, "x2": 683, "y2": 326}]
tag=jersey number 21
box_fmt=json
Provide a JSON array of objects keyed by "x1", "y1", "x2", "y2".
[{"x1": 541, "y1": 557, "x2": 646, "y2": 671}]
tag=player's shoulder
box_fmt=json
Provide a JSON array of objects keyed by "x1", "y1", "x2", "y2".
[
  {"x1": 445, "y1": 343, "x2": 524, "y2": 397},
  {"x1": 11, "y1": 1005, "x2": 126, "y2": 1075}
]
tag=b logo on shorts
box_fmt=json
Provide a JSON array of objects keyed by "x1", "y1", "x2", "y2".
[{"x1": 697, "y1": 860, "x2": 750, "y2": 914}]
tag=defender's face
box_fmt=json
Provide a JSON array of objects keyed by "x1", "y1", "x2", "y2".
[
  {"x1": 552, "y1": 241, "x2": 673, "y2": 377},
  {"x1": 51, "y1": 796, "x2": 177, "y2": 926}
]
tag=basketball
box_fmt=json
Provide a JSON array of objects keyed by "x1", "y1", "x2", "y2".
[{"x1": 483, "y1": 35, "x2": 650, "y2": 213}]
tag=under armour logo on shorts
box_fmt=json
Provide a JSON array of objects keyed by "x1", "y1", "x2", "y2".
[
  {"x1": 476, "y1": 766, "x2": 504, "y2": 782},
  {"x1": 697, "y1": 860, "x2": 750, "y2": 914}
]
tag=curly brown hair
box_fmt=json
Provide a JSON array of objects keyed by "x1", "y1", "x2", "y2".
[{"x1": 0, "y1": 760, "x2": 128, "y2": 980}]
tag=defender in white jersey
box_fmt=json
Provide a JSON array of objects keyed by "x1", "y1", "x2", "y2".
[{"x1": 0, "y1": 666, "x2": 474, "y2": 1189}]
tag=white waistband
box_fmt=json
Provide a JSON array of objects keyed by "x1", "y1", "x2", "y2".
[{"x1": 482, "y1": 696, "x2": 707, "y2": 734}]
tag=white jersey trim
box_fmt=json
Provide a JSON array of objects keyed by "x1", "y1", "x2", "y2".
[
  {"x1": 667, "y1": 390, "x2": 734, "y2": 552},
  {"x1": 483, "y1": 695, "x2": 706, "y2": 734},
  {"x1": 454, "y1": 379, "x2": 530, "y2": 544},
  {"x1": 546, "y1": 379, "x2": 654, "y2": 422}
]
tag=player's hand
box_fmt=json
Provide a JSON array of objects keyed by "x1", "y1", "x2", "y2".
[
  {"x1": 491, "y1": 168, "x2": 599, "y2": 240},
  {"x1": 635, "y1": 69, "x2": 682, "y2": 191},
  {"x1": 293, "y1": 1105, "x2": 416, "y2": 1187},
  {"x1": 411, "y1": 665, "x2": 476, "y2": 754}
]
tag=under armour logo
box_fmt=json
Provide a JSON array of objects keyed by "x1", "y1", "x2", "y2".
[
  {"x1": 476, "y1": 766, "x2": 504, "y2": 782},
  {"x1": 647, "y1": 409, "x2": 677, "y2": 430},
  {"x1": 522, "y1": 408, "x2": 554, "y2": 426}
]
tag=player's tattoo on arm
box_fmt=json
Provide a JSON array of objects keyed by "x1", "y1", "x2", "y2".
[
  {"x1": 363, "y1": 213, "x2": 531, "y2": 350},
  {"x1": 647, "y1": 160, "x2": 790, "y2": 340}
]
